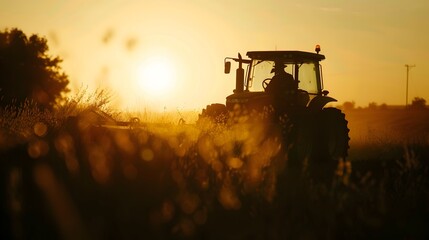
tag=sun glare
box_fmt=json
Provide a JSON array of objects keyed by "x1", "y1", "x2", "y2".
[{"x1": 136, "y1": 56, "x2": 176, "y2": 97}]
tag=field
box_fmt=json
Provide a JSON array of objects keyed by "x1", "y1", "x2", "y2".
[{"x1": 1, "y1": 103, "x2": 429, "y2": 239}]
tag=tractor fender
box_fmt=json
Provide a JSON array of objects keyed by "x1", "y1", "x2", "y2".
[{"x1": 308, "y1": 95, "x2": 337, "y2": 110}]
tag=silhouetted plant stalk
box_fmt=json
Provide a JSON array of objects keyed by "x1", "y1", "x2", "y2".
[{"x1": 56, "y1": 86, "x2": 118, "y2": 120}]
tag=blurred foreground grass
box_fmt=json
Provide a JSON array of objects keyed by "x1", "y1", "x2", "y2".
[{"x1": 1, "y1": 99, "x2": 429, "y2": 239}]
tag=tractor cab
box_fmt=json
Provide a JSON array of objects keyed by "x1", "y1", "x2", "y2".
[{"x1": 224, "y1": 46, "x2": 333, "y2": 111}]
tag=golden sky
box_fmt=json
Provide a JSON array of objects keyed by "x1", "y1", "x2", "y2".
[{"x1": 1, "y1": 0, "x2": 429, "y2": 111}]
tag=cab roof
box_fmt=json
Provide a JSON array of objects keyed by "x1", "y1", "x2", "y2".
[{"x1": 246, "y1": 51, "x2": 325, "y2": 62}]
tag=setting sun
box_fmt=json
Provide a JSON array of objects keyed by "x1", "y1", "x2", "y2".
[{"x1": 136, "y1": 56, "x2": 176, "y2": 97}]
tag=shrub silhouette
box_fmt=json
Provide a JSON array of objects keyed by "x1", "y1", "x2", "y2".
[
  {"x1": 0, "y1": 28, "x2": 69, "y2": 109},
  {"x1": 410, "y1": 97, "x2": 426, "y2": 109},
  {"x1": 342, "y1": 101, "x2": 355, "y2": 111}
]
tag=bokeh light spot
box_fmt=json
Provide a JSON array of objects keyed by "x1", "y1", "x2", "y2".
[
  {"x1": 140, "y1": 148, "x2": 154, "y2": 161},
  {"x1": 28, "y1": 140, "x2": 49, "y2": 158},
  {"x1": 34, "y1": 122, "x2": 48, "y2": 137}
]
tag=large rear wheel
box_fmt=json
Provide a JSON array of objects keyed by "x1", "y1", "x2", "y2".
[
  {"x1": 285, "y1": 108, "x2": 349, "y2": 170},
  {"x1": 307, "y1": 107, "x2": 350, "y2": 182},
  {"x1": 317, "y1": 107, "x2": 350, "y2": 160}
]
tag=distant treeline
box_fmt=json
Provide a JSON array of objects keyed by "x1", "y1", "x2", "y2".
[{"x1": 340, "y1": 97, "x2": 427, "y2": 111}]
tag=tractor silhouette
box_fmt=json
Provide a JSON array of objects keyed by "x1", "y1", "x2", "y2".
[{"x1": 199, "y1": 46, "x2": 349, "y2": 162}]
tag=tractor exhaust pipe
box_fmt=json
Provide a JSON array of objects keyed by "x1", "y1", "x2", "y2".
[{"x1": 235, "y1": 53, "x2": 244, "y2": 93}]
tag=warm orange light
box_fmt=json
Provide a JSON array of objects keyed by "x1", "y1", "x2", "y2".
[{"x1": 136, "y1": 56, "x2": 176, "y2": 97}]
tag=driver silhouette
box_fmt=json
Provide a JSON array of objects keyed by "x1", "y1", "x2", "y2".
[{"x1": 265, "y1": 61, "x2": 297, "y2": 96}]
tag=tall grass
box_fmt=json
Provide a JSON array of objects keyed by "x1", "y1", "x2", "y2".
[
  {"x1": 0, "y1": 100, "x2": 55, "y2": 145},
  {"x1": 55, "y1": 87, "x2": 119, "y2": 121},
  {"x1": 0, "y1": 87, "x2": 116, "y2": 149}
]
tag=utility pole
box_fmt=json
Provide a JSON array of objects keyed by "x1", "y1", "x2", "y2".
[{"x1": 405, "y1": 64, "x2": 416, "y2": 107}]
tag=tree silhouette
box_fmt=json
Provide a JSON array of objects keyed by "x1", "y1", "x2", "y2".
[
  {"x1": 410, "y1": 97, "x2": 426, "y2": 109},
  {"x1": 342, "y1": 101, "x2": 355, "y2": 111},
  {"x1": 0, "y1": 28, "x2": 69, "y2": 109}
]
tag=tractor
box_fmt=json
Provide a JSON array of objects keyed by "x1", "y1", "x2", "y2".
[{"x1": 199, "y1": 45, "x2": 349, "y2": 162}]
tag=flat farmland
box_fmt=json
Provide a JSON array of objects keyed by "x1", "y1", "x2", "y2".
[{"x1": 346, "y1": 108, "x2": 429, "y2": 145}]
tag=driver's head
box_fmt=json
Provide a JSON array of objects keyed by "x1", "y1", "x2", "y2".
[{"x1": 272, "y1": 61, "x2": 286, "y2": 74}]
